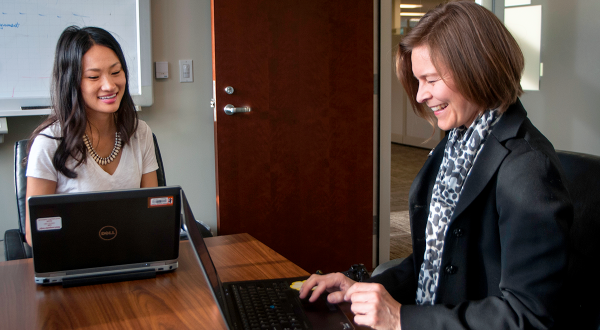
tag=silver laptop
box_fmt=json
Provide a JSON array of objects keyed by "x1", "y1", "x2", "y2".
[{"x1": 29, "y1": 186, "x2": 181, "y2": 286}]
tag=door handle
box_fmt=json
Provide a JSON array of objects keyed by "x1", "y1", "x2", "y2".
[{"x1": 224, "y1": 104, "x2": 251, "y2": 115}]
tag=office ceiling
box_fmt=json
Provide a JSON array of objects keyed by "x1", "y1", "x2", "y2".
[{"x1": 398, "y1": 0, "x2": 477, "y2": 13}]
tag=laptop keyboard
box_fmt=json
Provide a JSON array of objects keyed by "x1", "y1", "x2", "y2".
[{"x1": 231, "y1": 281, "x2": 309, "y2": 330}]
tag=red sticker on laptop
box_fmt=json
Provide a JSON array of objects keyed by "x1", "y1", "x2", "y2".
[{"x1": 148, "y1": 196, "x2": 174, "y2": 208}]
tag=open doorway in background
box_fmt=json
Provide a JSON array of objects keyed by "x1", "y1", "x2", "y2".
[
  {"x1": 390, "y1": 0, "x2": 446, "y2": 150},
  {"x1": 387, "y1": 0, "x2": 456, "y2": 260}
]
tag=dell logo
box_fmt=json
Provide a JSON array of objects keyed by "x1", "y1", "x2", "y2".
[{"x1": 99, "y1": 226, "x2": 117, "y2": 240}]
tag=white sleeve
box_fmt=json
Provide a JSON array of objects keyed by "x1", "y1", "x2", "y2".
[
  {"x1": 26, "y1": 134, "x2": 59, "y2": 182},
  {"x1": 140, "y1": 121, "x2": 159, "y2": 174}
]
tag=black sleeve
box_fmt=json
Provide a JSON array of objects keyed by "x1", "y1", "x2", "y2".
[
  {"x1": 366, "y1": 254, "x2": 418, "y2": 305},
  {"x1": 398, "y1": 148, "x2": 572, "y2": 330}
]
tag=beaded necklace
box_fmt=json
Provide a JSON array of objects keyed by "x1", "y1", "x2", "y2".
[{"x1": 83, "y1": 132, "x2": 122, "y2": 166}]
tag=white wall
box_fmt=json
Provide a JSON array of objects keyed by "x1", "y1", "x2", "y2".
[
  {"x1": 141, "y1": 0, "x2": 217, "y2": 233},
  {"x1": 0, "y1": 0, "x2": 217, "y2": 237},
  {"x1": 517, "y1": 0, "x2": 600, "y2": 156}
]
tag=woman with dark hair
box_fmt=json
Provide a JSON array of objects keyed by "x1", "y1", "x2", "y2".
[
  {"x1": 300, "y1": 2, "x2": 572, "y2": 329},
  {"x1": 25, "y1": 26, "x2": 158, "y2": 245}
]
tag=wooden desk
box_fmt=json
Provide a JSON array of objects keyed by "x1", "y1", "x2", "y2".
[{"x1": 0, "y1": 233, "x2": 310, "y2": 330}]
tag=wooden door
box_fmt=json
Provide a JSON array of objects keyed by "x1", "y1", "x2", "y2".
[{"x1": 212, "y1": 0, "x2": 373, "y2": 273}]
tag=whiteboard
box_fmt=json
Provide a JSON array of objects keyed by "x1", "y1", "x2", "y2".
[{"x1": 0, "y1": 0, "x2": 152, "y2": 116}]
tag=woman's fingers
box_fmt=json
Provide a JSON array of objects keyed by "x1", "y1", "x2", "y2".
[
  {"x1": 345, "y1": 283, "x2": 402, "y2": 330},
  {"x1": 298, "y1": 273, "x2": 357, "y2": 302},
  {"x1": 308, "y1": 280, "x2": 331, "y2": 302},
  {"x1": 298, "y1": 274, "x2": 321, "y2": 299},
  {"x1": 327, "y1": 291, "x2": 347, "y2": 304},
  {"x1": 349, "y1": 293, "x2": 382, "y2": 311},
  {"x1": 300, "y1": 276, "x2": 402, "y2": 329},
  {"x1": 345, "y1": 282, "x2": 383, "y2": 300}
]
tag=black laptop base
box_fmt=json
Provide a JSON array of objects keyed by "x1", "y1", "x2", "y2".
[
  {"x1": 61, "y1": 269, "x2": 157, "y2": 288},
  {"x1": 223, "y1": 277, "x2": 311, "y2": 330},
  {"x1": 223, "y1": 276, "x2": 353, "y2": 330}
]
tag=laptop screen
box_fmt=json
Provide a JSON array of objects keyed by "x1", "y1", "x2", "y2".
[
  {"x1": 29, "y1": 186, "x2": 181, "y2": 274},
  {"x1": 182, "y1": 190, "x2": 230, "y2": 318}
]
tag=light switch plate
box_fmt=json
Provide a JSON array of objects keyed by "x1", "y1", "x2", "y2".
[
  {"x1": 0, "y1": 117, "x2": 7, "y2": 143},
  {"x1": 0, "y1": 117, "x2": 7, "y2": 134},
  {"x1": 179, "y1": 60, "x2": 193, "y2": 83}
]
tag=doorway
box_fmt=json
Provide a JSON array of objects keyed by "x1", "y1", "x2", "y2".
[
  {"x1": 390, "y1": 0, "x2": 444, "y2": 149},
  {"x1": 378, "y1": 0, "x2": 454, "y2": 265}
]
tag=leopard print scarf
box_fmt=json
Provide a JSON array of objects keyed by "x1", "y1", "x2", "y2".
[{"x1": 416, "y1": 109, "x2": 501, "y2": 305}]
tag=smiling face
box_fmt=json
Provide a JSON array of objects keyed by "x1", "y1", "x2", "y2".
[
  {"x1": 411, "y1": 45, "x2": 482, "y2": 131},
  {"x1": 80, "y1": 44, "x2": 126, "y2": 116}
]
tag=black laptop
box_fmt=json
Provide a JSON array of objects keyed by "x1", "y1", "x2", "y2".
[
  {"x1": 181, "y1": 191, "x2": 355, "y2": 330},
  {"x1": 29, "y1": 186, "x2": 181, "y2": 286}
]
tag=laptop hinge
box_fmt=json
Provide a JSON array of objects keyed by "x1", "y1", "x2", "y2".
[{"x1": 62, "y1": 269, "x2": 156, "y2": 288}]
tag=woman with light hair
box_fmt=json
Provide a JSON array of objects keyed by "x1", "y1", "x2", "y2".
[{"x1": 300, "y1": 2, "x2": 572, "y2": 329}]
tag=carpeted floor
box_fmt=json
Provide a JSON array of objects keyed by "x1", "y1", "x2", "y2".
[
  {"x1": 389, "y1": 143, "x2": 430, "y2": 260},
  {"x1": 390, "y1": 211, "x2": 412, "y2": 260}
]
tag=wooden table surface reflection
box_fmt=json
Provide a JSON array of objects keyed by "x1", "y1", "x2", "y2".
[{"x1": 0, "y1": 233, "x2": 310, "y2": 330}]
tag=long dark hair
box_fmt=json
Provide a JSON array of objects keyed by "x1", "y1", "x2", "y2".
[{"x1": 27, "y1": 25, "x2": 138, "y2": 178}]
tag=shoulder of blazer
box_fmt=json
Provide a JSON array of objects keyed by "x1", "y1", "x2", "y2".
[
  {"x1": 449, "y1": 100, "x2": 529, "y2": 220},
  {"x1": 491, "y1": 99, "x2": 558, "y2": 160},
  {"x1": 489, "y1": 99, "x2": 528, "y2": 144}
]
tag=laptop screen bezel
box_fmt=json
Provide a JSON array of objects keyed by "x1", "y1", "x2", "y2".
[{"x1": 181, "y1": 190, "x2": 233, "y2": 328}]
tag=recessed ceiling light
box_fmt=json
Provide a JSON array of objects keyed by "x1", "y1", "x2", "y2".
[
  {"x1": 400, "y1": 12, "x2": 426, "y2": 16},
  {"x1": 400, "y1": 4, "x2": 423, "y2": 9}
]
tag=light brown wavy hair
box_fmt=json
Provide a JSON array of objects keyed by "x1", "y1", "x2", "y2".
[{"x1": 397, "y1": 1, "x2": 524, "y2": 128}]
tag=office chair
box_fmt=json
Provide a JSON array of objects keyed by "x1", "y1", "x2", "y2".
[
  {"x1": 554, "y1": 150, "x2": 600, "y2": 329},
  {"x1": 4, "y1": 139, "x2": 31, "y2": 261},
  {"x1": 3, "y1": 133, "x2": 191, "y2": 261},
  {"x1": 152, "y1": 133, "x2": 167, "y2": 187}
]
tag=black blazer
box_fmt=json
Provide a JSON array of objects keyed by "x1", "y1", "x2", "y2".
[{"x1": 370, "y1": 100, "x2": 572, "y2": 329}]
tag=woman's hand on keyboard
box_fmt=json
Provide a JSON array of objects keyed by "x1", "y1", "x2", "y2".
[
  {"x1": 344, "y1": 282, "x2": 402, "y2": 330},
  {"x1": 298, "y1": 273, "x2": 356, "y2": 303}
]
